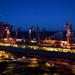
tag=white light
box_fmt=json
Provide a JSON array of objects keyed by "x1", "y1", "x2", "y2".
[{"x1": 29, "y1": 29, "x2": 31, "y2": 34}]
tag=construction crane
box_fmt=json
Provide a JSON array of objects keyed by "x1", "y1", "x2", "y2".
[
  {"x1": 16, "y1": 27, "x2": 21, "y2": 39},
  {"x1": 28, "y1": 26, "x2": 34, "y2": 43},
  {"x1": 5, "y1": 27, "x2": 10, "y2": 42},
  {"x1": 28, "y1": 26, "x2": 40, "y2": 44},
  {"x1": 65, "y1": 22, "x2": 72, "y2": 48},
  {"x1": 42, "y1": 27, "x2": 46, "y2": 40},
  {"x1": 35, "y1": 27, "x2": 40, "y2": 44}
]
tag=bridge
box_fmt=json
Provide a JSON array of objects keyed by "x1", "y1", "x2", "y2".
[{"x1": 0, "y1": 43, "x2": 75, "y2": 60}]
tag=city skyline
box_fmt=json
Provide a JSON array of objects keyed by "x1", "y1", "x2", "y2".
[{"x1": 0, "y1": 0, "x2": 75, "y2": 31}]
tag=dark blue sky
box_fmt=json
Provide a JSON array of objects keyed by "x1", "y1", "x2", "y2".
[{"x1": 0, "y1": 0, "x2": 75, "y2": 31}]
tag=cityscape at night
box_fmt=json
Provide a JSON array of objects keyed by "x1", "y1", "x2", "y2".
[{"x1": 0, "y1": 0, "x2": 75, "y2": 75}]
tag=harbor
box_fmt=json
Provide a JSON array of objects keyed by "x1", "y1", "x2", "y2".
[
  {"x1": 0, "y1": 0, "x2": 75, "y2": 74},
  {"x1": 0, "y1": 22, "x2": 75, "y2": 60},
  {"x1": 0, "y1": 22, "x2": 75, "y2": 75}
]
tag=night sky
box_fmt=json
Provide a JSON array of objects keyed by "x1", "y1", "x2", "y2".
[{"x1": 0, "y1": 0, "x2": 75, "y2": 31}]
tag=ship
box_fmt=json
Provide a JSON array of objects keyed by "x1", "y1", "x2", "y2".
[{"x1": 0, "y1": 22, "x2": 75, "y2": 60}]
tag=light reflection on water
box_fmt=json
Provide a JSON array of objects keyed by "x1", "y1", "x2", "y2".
[{"x1": 0, "y1": 51, "x2": 75, "y2": 75}]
